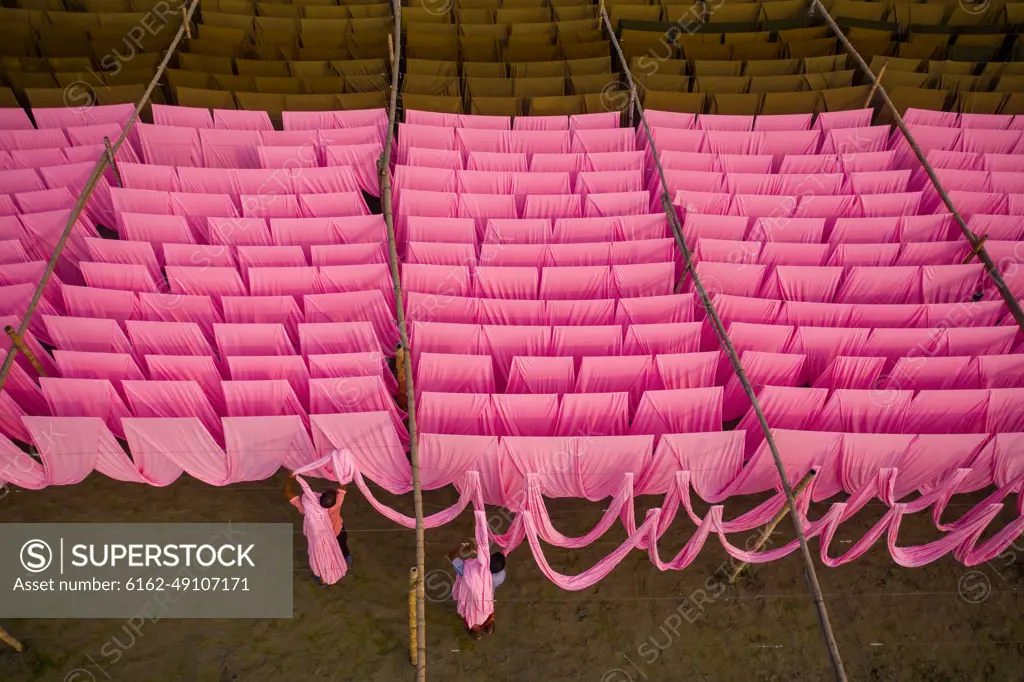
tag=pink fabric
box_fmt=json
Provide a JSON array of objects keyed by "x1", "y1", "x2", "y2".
[
  {"x1": 151, "y1": 105, "x2": 213, "y2": 129},
  {"x1": 127, "y1": 320, "x2": 214, "y2": 357},
  {"x1": 138, "y1": 294, "x2": 221, "y2": 342},
  {"x1": 299, "y1": 322, "x2": 383, "y2": 356},
  {"x1": 417, "y1": 353, "x2": 495, "y2": 394},
  {"x1": 228, "y1": 355, "x2": 311, "y2": 411},
  {"x1": 146, "y1": 355, "x2": 225, "y2": 413},
  {"x1": 11, "y1": 108, "x2": 1024, "y2": 594},
  {"x1": 506, "y1": 356, "x2": 575, "y2": 395},
  {"x1": 123, "y1": 381, "x2": 223, "y2": 443}
]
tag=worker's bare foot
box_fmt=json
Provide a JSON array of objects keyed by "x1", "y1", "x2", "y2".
[
  {"x1": 484, "y1": 621, "x2": 494, "y2": 635},
  {"x1": 470, "y1": 629, "x2": 483, "y2": 640}
]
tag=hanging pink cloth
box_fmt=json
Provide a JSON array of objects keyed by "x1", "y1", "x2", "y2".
[
  {"x1": 329, "y1": 215, "x2": 386, "y2": 245},
  {"x1": 418, "y1": 392, "x2": 496, "y2": 436},
  {"x1": 307, "y1": 352, "x2": 395, "y2": 392},
  {"x1": 40, "y1": 378, "x2": 131, "y2": 438},
  {"x1": 546, "y1": 299, "x2": 615, "y2": 325},
  {"x1": 123, "y1": 381, "x2": 224, "y2": 444},
  {"x1": 312, "y1": 243, "x2": 387, "y2": 267},
  {"x1": 493, "y1": 394, "x2": 558, "y2": 437},
  {"x1": 506, "y1": 356, "x2": 575, "y2": 395},
  {"x1": 228, "y1": 355, "x2": 311, "y2": 412},
  {"x1": 146, "y1": 354, "x2": 225, "y2": 413},
  {"x1": 552, "y1": 392, "x2": 628, "y2": 436},
  {"x1": 417, "y1": 352, "x2": 496, "y2": 394},
  {"x1": 300, "y1": 322, "x2": 384, "y2": 357}
]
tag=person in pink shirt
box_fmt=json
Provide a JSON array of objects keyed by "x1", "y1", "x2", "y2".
[{"x1": 286, "y1": 475, "x2": 352, "y2": 583}]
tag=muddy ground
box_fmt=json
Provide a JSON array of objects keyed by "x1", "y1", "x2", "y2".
[{"x1": 1, "y1": 473, "x2": 1023, "y2": 682}]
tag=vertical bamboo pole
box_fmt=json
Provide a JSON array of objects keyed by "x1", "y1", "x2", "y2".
[
  {"x1": 396, "y1": 344, "x2": 407, "y2": 410},
  {"x1": 379, "y1": 1, "x2": 427, "y2": 680},
  {"x1": 409, "y1": 567, "x2": 418, "y2": 666}
]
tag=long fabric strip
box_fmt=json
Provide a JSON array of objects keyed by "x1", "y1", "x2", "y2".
[{"x1": 287, "y1": 450, "x2": 1024, "y2": 591}]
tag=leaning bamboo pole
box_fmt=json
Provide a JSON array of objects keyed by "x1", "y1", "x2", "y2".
[
  {"x1": 600, "y1": 9, "x2": 848, "y2": 681},
  {"x1": 4, "y1": 326, "x2": 46, "y2": 377},
  {"x1": 729, "y1": 471, "x2": 817, "y2": 584},
  {"x1": 0, "y1": 625, "x2": 23, "y2": 652},
  {"x1": 0, "y1": 0, "x2": 202, "y2": 397},
  {"x1": 811, "y1": 0, "x2": 1024, "y2": 335},
  {"x1": 378, "y1": 2, "x2": 427, "y2": 680}
]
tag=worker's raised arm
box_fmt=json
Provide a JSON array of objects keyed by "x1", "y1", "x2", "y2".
[
  {"x1": 284, "y1": 474, "x2": 298, "y2": 502},
  {"x1": 447, "y1": 541, "x2": 472, "y2": 561}
]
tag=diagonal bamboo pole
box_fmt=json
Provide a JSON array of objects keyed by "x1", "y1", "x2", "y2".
[
  {"x1": 729, "y1": 471, "x2": 817, "y2": 584},
  {"x1": 378, "y1": 3, "x2": 427, "y2": 681},
  {"x1": 600, "y1": 8, "x2": 848, "y2": 681},
  {"x1": 0, "y1": 625, "x2": 23, "y2": 652},
  {"x1": 812, "y1": 0, "x2": 1024, "y2": 334},
  {"x1": 4, "y1": 326, "x2": 46, "y2": 376},
  {"x1": 0, "y1": 0, "x2": 202, "y2": 398}
]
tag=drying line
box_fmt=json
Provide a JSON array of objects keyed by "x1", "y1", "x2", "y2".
[{"x1": 599, "y1": 9, "x2": 848, "y2": 681}]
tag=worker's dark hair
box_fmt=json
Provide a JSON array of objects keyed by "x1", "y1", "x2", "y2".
[
  {"x1": 489, "y1": 552, "x2": 506, "y2": 574},
  {"x1": 319, "y1": 489, "x2": 338, "y2": 508}
]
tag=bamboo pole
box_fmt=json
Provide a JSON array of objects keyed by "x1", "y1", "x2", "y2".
[
  {"x1": 0, "y1": 0, "x2": 202, "y2": 400},
  {"x1": 103, "y1": 136, "x2": 122, "y2": 188},
  {"x1": 0, "y1": 625, "x2": 23, "y2": 652},
  {"x1": 395, "y1": 344, "x2": 407, "y2": 410},
  {"x1": 962, "y1": 235, "x2": 989, "y2": 264},
  {"x1": 4, "y1": 326, "x2": 46, "y2": 377},
  {"x1": 379, "y1": 2, "x2": 427, "y2": 680},
  {"x1": 864, "y1": 61, "x2": 886, "y2": 108},
  {"x1": 811, "y1": 0, "x2": 1024, "y2": 336},
  {"x1": 728, "y1": 471, "x2": 817, "y2": 584},
  {"x1": 599, "y1": 7, "x2": 848, "y2": 681},
  {"x1": 408, "y1": 567, "x2": 418, "y2": 666}
]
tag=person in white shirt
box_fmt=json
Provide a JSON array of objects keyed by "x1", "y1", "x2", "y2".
[{"x1": 447, "y1": 538, "x2": 506, "y2": 639}]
